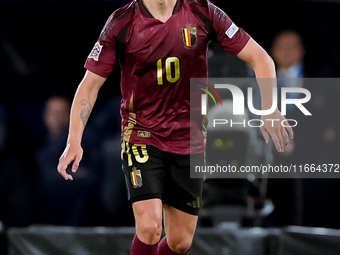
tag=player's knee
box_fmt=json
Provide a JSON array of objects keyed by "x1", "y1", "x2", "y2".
[
  {"x1": 137, "y1": 220, "x2": 162, "y2": 243},
  {"x1": 135, "y1": 212, "x2": 162, "y2": 244},
  {"x1": 139, "y1": 219, "x2": 162, "y2": 236},
  {"x1": 168, "y1": 236, "x2": 192, "y2": 254}
]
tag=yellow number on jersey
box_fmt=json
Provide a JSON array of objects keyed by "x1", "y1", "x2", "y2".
[{"x1": 157, "y1": 57, "x2": 180, "y2": 85}]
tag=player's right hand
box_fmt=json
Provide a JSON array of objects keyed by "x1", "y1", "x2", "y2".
[
  {"x1": 260, "y1": 109, "x2": 294, "y2": 152},
  {"x1": 57, "y1": 143, "x2": 83, "y2": 181}
]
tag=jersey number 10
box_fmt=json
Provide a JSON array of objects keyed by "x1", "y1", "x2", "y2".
[{"x1": 157, "y1": 57, "x2": 180, "y2": 85}]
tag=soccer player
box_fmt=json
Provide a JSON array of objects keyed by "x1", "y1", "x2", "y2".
[{"x1": 57, "y1": 0, "x2": 293, "y2": 254}]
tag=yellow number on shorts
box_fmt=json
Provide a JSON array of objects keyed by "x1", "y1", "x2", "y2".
[
  {"x1": 132, "y1": 144, "x2": 149, "y2": 164},
  {"x1": 123, "y1": 142, "x2": 133, "y2": 166},
  {"x1": 123, "y1": 143, "x2": 149, "y2": 166}
]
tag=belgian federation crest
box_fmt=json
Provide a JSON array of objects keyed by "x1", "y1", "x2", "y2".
[
  {"x1": 130, "y1": 167, "x2": 143, "y2": 188},
  {"x1": 182, "y1": 27, "x2": 197, "y2": 48}
]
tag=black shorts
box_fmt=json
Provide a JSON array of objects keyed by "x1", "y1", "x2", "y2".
[{"x1": 121, "y1": 141, "x2": 204, "y2": 215}]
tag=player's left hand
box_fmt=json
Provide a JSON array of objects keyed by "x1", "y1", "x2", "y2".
[{"x1": 260, "y1": 109, "x2": 294, "y2": 152}]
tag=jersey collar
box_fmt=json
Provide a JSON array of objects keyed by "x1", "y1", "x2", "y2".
[{"x1": 138, "y1": 0, "x2": 183, "y2": 19}]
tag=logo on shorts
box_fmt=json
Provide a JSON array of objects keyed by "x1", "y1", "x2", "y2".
[
  {"x1": 187, "y1": 197, "x2": 201, "y2": 209},
  {"x1": 131, "y1": 167, "x2": 143, "y2": 188},
  {"x1": 182, "y1": 27, "x2": 197, "y2": 48},
  {"x1": 88, "y1": 42, "x2": 103, "y2": 61}
]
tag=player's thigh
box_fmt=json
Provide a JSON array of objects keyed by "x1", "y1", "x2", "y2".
[
  {"x1": 133, "y1": 198, "x2": 163, "y2": 223},
  {"x1": 163, "y1": 204, "x2": 198, "y2": 249}
]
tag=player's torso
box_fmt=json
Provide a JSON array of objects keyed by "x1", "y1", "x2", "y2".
[
  {"x1": 121, "y1": 1, "x2": 208, "y2": 99},
  {"x1": 120, "y1": 1, "x2": 208, "y2": 153}
]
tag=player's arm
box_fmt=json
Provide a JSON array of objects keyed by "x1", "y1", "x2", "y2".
[
  {"x1": 57, "y1": 70, "x2": 106, "y2": 180},
  {"x1": 205, "y1": 1, "x2": 293, "y2": 152},
  {"x1": 237, "y1": 38, "x2": 294, "y2": 152}
]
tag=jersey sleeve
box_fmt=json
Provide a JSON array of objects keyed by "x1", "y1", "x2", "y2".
[
  {"x1": 84, "y1": 15, "x2": 117, "y2": 78},
  {"x1": 208, "y1": 1, "x2": 250, "y2": 55}
]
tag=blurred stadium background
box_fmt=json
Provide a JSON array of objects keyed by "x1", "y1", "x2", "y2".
[{"x1": 1, "y1": 0, "x2": 340, "y2": 254}]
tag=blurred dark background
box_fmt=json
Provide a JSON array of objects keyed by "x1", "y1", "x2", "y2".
[{"x1": 1, "y1": 0, "x2": 340, "y2": 251}]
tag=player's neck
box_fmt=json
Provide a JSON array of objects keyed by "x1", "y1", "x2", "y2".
[{"x1": 142, "y1": 0, "x2": 177, "y2": 23}]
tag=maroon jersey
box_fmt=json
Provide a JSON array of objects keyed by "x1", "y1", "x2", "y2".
[{"x1": 85, "y1": 0, "x2": 250, "y2": 155}]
